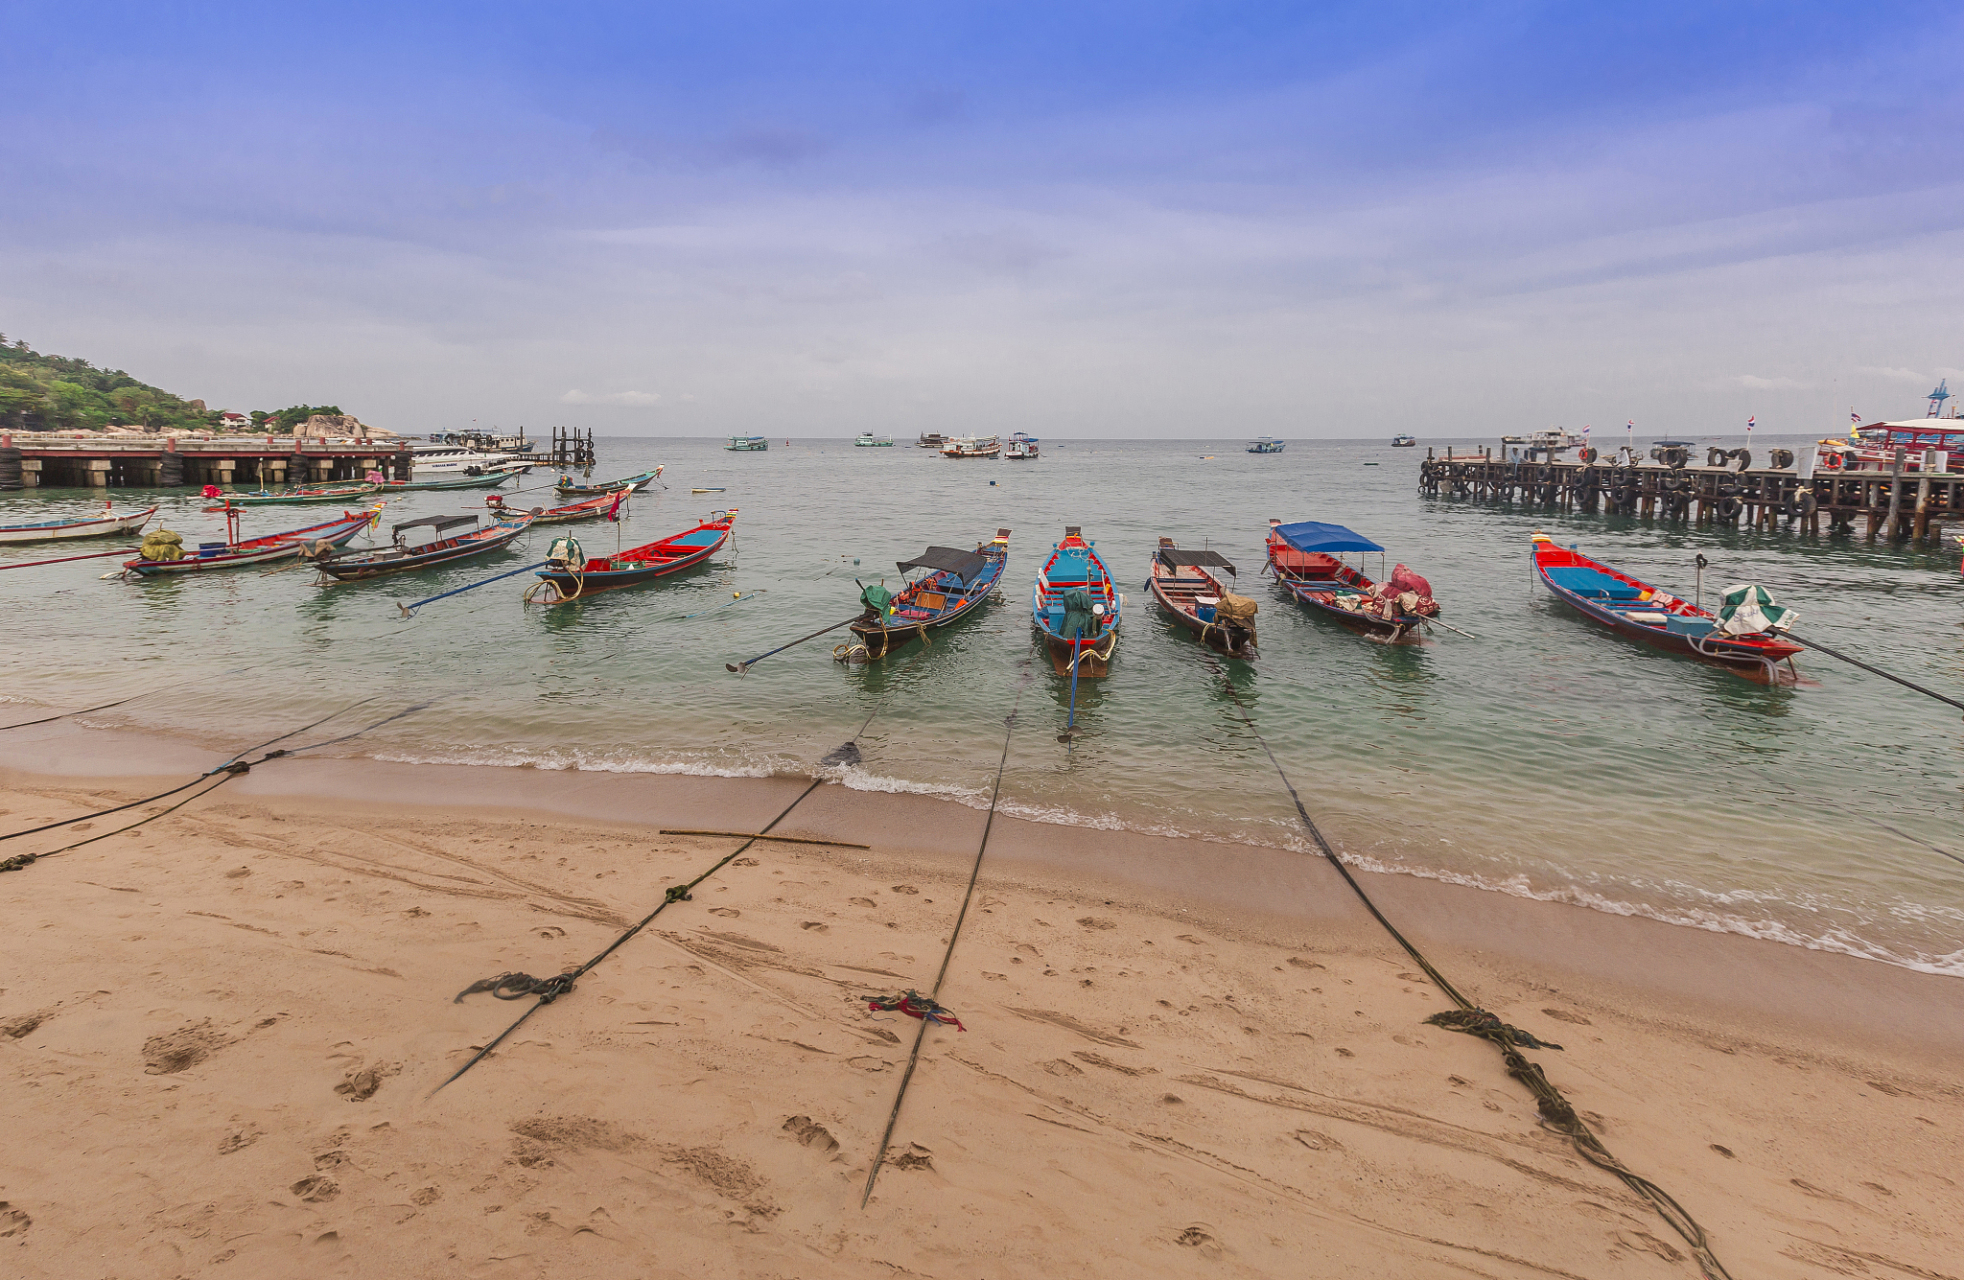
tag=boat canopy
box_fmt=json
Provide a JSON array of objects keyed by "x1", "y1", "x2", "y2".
[
  {"x1": 1157, "y1": 547, "x2": 1236, "y2": 575},
  {"x1": 1273, "y1": 521, "x2": 1384, "y2": 554},
  {"x1": 394, "y1": 514, "x2": 478, "y2": 537},
  {"x1": 896, "y1": 545, "x2": 990, "y2": 583}
]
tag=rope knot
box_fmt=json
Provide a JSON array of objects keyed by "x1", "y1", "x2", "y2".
[
  {"x1": 1424, "y1": 1007, "x2": 1564, "y2": 1052},
  {"x1": 664, "y1": 884, "x2": 693, "y2": 904},
  {"x1": 454, "y1": 971, "x2": 579, "y2": 1004},
  {"x1": 865, "y1": 989, "x2": 964, "y2": 1031},
  {"x1": 0, "y1": 852, "x2": 37, "y2": 873},
  {"x1": 219, "y1": 761, "x2": 252, "y2": 775}
]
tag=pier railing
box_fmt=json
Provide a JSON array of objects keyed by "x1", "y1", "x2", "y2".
[
  {"x1": 1418, "y1": 445, "x2": 1961, "y2": 543},
  {"x1": 0, "y1": 434, "x2": 414, "y2": 490}
]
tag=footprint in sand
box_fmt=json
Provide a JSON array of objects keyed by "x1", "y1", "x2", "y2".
[
  {"x1": 0, "y1": 1203, "x2": 29, "y2": 1239},
  {"x1": 1076, "y1": 917, "x2": 1116, "y2": 930},
  {"x1": 890, "y1": 885, "x2": 920, "y2": 895},
  {"x1": 289, "y1": 1176, "x2": 339, "y2": 1203},
  {"x1": 782, "y1": 1115, "x2": 841, "y2": 1157},
  {"x1": 848, "y1": 897, "x2": 876, "y2": 908},
  {"x1": 800, "y1": 921, "x2": 829, "y2": 932},
  {"x1": 143, "y1": 1020, "x2": 228, "y2": 1075},
  {"x1": 709, "y1": 907, "x2": 741, "y2": 918},
  {"x1": 335, "y1": 1061, "x2": 401, "y2": 1102},
  {"x1": 411, "y1": 1187, "x2": 442, "y2": 1206}
]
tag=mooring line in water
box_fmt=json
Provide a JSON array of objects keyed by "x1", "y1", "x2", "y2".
[
  {"x1": 0, "y1": 698, "x2": 433, "y2": 876},
  {"x1": 0, "y1": 694, "x2": 140, "y2": 732},
  {"x1": 438, "y1": 643, "x2": 938, "y2": 1094},
  {"x1": 1196, "y1": 654, "x2": 1733, "y2": 1280},
  {"x1": 860, "y1": 664, "x2": 1033, "y2": 1208}
]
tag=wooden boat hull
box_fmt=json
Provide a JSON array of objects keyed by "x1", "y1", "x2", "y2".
[
  {"x1": 555, "y1": 470, "x2": 659, "y2": 496},
  {"x1": 214, "y1": 486, "x2": 376, "y2": 507},
  {"x1": 1149, "y1": 573, "x2": 1255, "y2": 657},
  {"x1": 529, "y1": 517, "x2": 733, "y2": 602},
  {"x1": 1532, "y1": 538, "x2": 1803, "y2": 676},
  {"x1": 1032, "y1": 529, "x2": 1119, "y2": 676},
  {"x1": 490, "y1": 493, "x2": 615, "y2": 524},
  {"x1": 378, "y1": 471, "x2": 513, "y2": 492},
  {"x1": 847, "y1": 538, "x2": 1008, "y2": 659},
  {"x1": 0, "y1": 506, "x2": 157, "y2": 544},
  {"x1": 125, "y1": 509, "x2": 376, "y2": 575},
  {"x1": 314, "y1": 516, "x2": 535, "y2": 580}
]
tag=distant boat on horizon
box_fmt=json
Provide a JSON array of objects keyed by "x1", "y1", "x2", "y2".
[{"x1": 1247, "y1": 437, "x2": 1285, "y2": 454}]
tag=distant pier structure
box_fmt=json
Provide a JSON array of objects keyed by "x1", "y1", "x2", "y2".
[
  {"x1": 1419, "y1": 443, "x2": 1964, "y2": 543},
  {"x1": 0, "y1": 433, "x2": 412, "y2": 491}
]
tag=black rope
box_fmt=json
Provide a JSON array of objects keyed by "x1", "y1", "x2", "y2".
[
  {"x1": 1199, "y1": 655, "x2": 1733, "y2": 1280},
  {"x1": 861, "y1": 664, "x2": 1032, "y2": 1208},
  {"x1": 1786, "y1": 631, "x2": 1964, "y2": 715},
  {"x1": 433, "y1": 776, "x2": 826, "y2": 1094},
  {"x1": 0, "y1": 695, "x2": 138, "y2": 732}
]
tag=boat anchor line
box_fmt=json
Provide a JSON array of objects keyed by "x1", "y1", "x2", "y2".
[
  {"x1": 861, "y1": 663, "x2": 1034, "y2": 1208},
  {"x1": 1195, "y1": 654, "x2": 1734, "y2": 1280},
  {"x1": 0, "y1": 698, "x2": 435, "y2": 877}
]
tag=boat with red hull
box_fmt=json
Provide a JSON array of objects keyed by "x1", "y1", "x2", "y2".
[
  {"x1": 1148, "y1": 537, "x2": 1255, "y2": 657},
  {"x1": 123, "y1": 506, "x2": 380, "y2": 575},
  {"x1": 1531, "y1": 533, "x2": 1804, "y2": 678},
  {"x1": 1264, "y1": 519, "x2": 1439, "y2": 642},
  {"x1": 489, "y1": 490, "x2": 621, "y2": 524},
  {"x1": 527, "y1": 510, "x2": 736, "y2": 603}
]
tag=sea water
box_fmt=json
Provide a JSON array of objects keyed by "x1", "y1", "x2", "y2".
[{"x1": 3, "y1": 435, "x2": 1959, "y2": 975}]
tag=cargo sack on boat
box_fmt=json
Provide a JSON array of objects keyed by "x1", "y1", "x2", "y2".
[
  {"x1": 1061, "y1": 588, "x2": 1099, "y2": 639},
  {"x1": 139, "y1": 530, "x2": 184, "y2": 562},
  {"x1": 1717, "y1": 583, "x2": 1795, "y2": 636},
  {"x1": 1387, "y1": 564, "x2": 1432, "y2": 598},
  {"x1": 546, "y1": 536, "x2": 583, "y2": 568},
  {"x1": 1213, "y1": 591, "x2": 1258, "y2": 623},
  {"x1": 860, "y1": 583, "x2": 893, "y2": 615}
]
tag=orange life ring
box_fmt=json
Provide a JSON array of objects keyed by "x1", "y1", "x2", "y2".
[{"x1": 1819, "y1": 451, "x2": 1841, "y2": 471}]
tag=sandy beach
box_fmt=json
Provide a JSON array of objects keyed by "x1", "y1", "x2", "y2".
[{"x1": 1, "y1": 723, "x2": 1960, "y2": 1279}]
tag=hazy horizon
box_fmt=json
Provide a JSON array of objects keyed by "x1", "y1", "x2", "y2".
[{"x1": 6, "y1": 3, "x2": 1962, "y2": 439}]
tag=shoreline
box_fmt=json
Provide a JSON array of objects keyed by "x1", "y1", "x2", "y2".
[
  {"x1": 2, "y1": 719, "x2": 1960, "y2": 1277},
  {"x1": 3, "y1": 717, "x2": 1959, "y2": 1062}
]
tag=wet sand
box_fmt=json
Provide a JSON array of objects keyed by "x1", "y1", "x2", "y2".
[{"x1": 0, "y1": 723, "x2": 1959, "y2": 1278}]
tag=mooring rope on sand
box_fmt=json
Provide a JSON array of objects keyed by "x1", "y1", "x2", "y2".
[
  {"x1": 1199, "y1": 654, "x2": 1733, "y2": 1280},
  {"x1": 860, "y1": 664, "x2": 1032, "y2": 1208}
]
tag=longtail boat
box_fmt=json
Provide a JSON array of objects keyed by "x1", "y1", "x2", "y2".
[
  {"x1": 210, "y1": 483, "x2": 377, "y2": 508},
  {"x1": 1265, "y1": 518, "x2": 1439, "y2": 642},
  {"x1": 489, "y1": 490, "x2": 621, "y2": 524},
  {"x1": 526, "y1": 510, "x2": 736, "y2": 603},
  {"x1": 1531, "y1": 534, "x2": 1803, "y2": 678},
  {"x1": 1032, "y1": 526, "x2": 1120, "y2": 676},
  {"x1": 556, "y1": 467, "x2": 661, "y2": 496},
  {"x1": 845, "y1": 530, "x2": 1010, "y2": 659},
  {"x1": 0, "y1": 503, "x2": 157, "y2": 544},
  {"x1": 376, "y1": 470, "x2": 515, "y2": 492},
  {"x1": 1148, "y1": 537, "x2": 1256, "y2": 657},
  {"x1": 124, "y1": 506, "x2": 380, "y2": 575},
  {"x1": 310, "y1": 510, "x2": 538, "y2": 581}
]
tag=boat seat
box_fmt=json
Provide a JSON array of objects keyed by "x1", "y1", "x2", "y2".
[{"x1": 1543, "y1": 566, "x2": 1644, "y2": 600}]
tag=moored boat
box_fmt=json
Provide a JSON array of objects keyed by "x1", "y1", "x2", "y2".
[
  {"x1": 1147, "y1": 537, "x2": 1256, "y2": 657},
  {"x1": 917, "y1": 432, "x2": 946, "y2": 449},
  {"x1": 1531, "y1": 533, "x2": 1803, "y2": 678},
  {"x1": 1265, "y1": 518, "x2": 1439, "y2": 641},
  {"x1": 1032, "y1": 526, "x2": 1120, "y2": 675},
  {"x1": 854, "y1": 433, "x2": 894, "y2": 447},
  {"x1": 526, "y1": 510, "x2": 737, "y2": 603},
  {"x1": 211, "y1": 483, "x2": 377, "y2": 508},
  {"x1": 941, "y1": 435, "x2": 1000, "y2": 458},
  {"x1": 123, "y1": 506, "x2": 380, "y2": 575},
  {"x1": 0, "y1": 503, "x2": 157, "y2": 544},
  {"x1": 1247, "y1": 437, "x2": 1286, "y2": 454},
  {"x1": 844, "y1": 530, "x2": 1011, "y2": 660},
  {"x1": 555, "y1": 467, "x2": 661, "y2": 496},
  {"x1": 489, "y1": 490, "x2": 621, "y2": 524},
  {"x1": 726, "y1": 436, "x2": 770, "y2": 452},
  {"x1": 310, "y1": 510, "x2": 538, "y2": 581},
  {"x1": 377, "y1": 470, "x2": 517, "y2": 493},
  {"x1": 1004, "y1": 432, "x2": 1039, "y2": 459},
  {"x1": 1391, "y1": 434, "x2": 1417, "y2": 447}
]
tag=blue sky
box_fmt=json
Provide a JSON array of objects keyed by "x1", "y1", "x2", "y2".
[{"x1": 4, "y1": 2, "x2": 1962, "y2": 437}]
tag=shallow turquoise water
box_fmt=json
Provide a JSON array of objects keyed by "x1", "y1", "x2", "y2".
[{"x1": 4, "y1": 435, "x2": 1960, "y2": 975}]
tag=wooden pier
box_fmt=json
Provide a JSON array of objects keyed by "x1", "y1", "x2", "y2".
[
  {"x1": 0, "y1": 434, "x2": 413, "y2": 491},
  {"x1": 1419, "y1": 444, "x2": 1964, "y2": 543}
]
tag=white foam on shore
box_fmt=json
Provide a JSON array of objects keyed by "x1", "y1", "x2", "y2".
[{"x1": 343, "y1": 746, "x2": 1964, "y2": 979}]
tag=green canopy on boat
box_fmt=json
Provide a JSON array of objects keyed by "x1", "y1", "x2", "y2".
[
  {"x1": 1717, "y1": 583, "x2": 1796, "y2": 636},
  {"x1": 1061, "y1": 588, "x2": 1099, "y2": 640},
  {"x1": 860, "y1": 582, "x2": 893, "y2": 614}
]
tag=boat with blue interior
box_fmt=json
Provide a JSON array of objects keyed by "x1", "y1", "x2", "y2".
[
  {"x1": 844, "y1": 530, "x2": 1011, "y2": 660},
  {"x1": 1032, "y1": 526, "x2": 1120, "y2": 675},
  {"x1": 125, "y1": 505, "x2": 380, "y2": 575},
  {"x1": 1531, "y1": 533, "x2": 1803, "y2": 679},
  {"x1": 1265, "y1": 518, "x2": 1440, "y2": 641},
  {"x1": 1247, "y1": 437, "x2": 1286, "y2": 454}
]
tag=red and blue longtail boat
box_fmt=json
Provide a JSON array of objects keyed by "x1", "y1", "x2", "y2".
[
  {"x1": 123, "y1": 506, "x2": 380, "y2": 575},
  {"x1": 527, "y1": 509, "x2": 736, "y2": 603},
  {"x1": 846, "y1": 529, "x2": 1010, "y2": 659},
  {"x1": 1531, "y1": 533, "x2": 1804, "y2": 678},
  {"x1": 1032, "y1": 525, "x2": 1120, "y2": 676},
  {"x1": 1265, "y1": 518, "x2": 1440, "y2": 641}
]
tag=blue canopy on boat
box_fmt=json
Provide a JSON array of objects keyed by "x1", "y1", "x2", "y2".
[{"x1": 1274, "y1": 521, "x2": 1385, "y2": 554}]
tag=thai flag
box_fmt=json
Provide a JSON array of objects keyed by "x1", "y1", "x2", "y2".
[
  {"x1": 1850, "y1": 408, "x2": 1862, "y2": 424},
  {"x1": 1746, "y1": 415, "x2": 1755, "y2": 431}
]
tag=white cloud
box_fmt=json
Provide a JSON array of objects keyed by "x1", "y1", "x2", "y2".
[
  {"x1": 559, "y1": 389, "x2": 660, "y2": 406},
  {"x1": 1855, "y1": 365, "x2": 1933, "y2": 384},
  {"x1": 1735, "y1": 374, "x2": 1806, "y2": 390}
]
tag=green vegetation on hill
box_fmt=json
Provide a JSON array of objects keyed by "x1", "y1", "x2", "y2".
[
  {"x1": 0, "y1": 334, "x2": 220, "y2": 433},
  {"x1": 0, "y1": 335, "x2": 352, "y2": 435}
]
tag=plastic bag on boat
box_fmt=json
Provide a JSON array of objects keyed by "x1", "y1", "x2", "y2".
[
  {"x1": 1717, "y1": 584, "x2": 1794, "y2": 636},
  {"x1": 139, "y1": 529, "x2": 184, "y2": 562}
]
